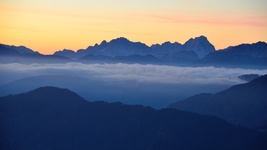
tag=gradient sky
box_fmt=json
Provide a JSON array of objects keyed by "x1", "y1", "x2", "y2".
[{"x1": 1, "y1": 0, "x2": 267, "y2": 54}]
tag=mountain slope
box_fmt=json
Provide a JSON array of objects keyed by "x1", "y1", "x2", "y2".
[
  {"x1": 80, "y1": 37, "x2": 151, "y2": 57},
  {"x1": 54, "y1": 37, "x2": 153, "y2": 61},
  {"x1": 198, "y1": 42, "x2": 267, "y2": 68},
  {"x1": 53, "y1": 49, "x2": 79, "y2": 60},
  {"x1": 169, "y1": 75, "x2": 267, "y2": 128},
  {"x1": 150, "y1": 41, "x2": 182, "y2": 57},
  {"x1": 0, "y1": 44, "x2": 71, "y2": 64},
  {"x1": 183, "y1": 36, "x2": 215, "y2": 58},
  {"x1": 0, "y1": 44, "x2": 38, "y2": 55},
  {"x1": 1, "y1": 87, "x2": 266, "y2": 150},
  {"x1": 0, "y1": 44, "x2": 22, "y2": 56}
]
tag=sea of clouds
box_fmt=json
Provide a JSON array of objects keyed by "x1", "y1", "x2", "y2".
[
  {"x1": 1, "y1": 62, "x2": 267, "y2": 85},
  {"x1": 1, "y1": 63, "x2": 267, "y2": 108}
]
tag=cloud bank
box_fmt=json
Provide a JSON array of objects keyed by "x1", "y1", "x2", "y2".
[
  {"x1": 1, "y1": 62, "x2": 267, "y2": 108},
  {"x1": 1, "y1": 62, "x2": 266, "y2": 85}
]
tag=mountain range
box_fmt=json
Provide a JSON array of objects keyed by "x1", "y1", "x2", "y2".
[
  {"x1": 1, "y1": 36, "x2": 267, "y2": 68},
  {"x1": 0, "y1": 44, "x2": 71, "y2": 64},
  {"x1": 169, "y1": 75, "x2": 267, "y2": 129},
  {"x1": 198, "y1": 42, "x2": 267, "y2": 68},
  {"x1": 54, "y1": 36, "x2": 215, "y2": 63},
  {"x1": 1, "y1": 86, "x2": 266, "y2": 150},
  {"x1": 55, "y1": 36, "x2": 213, "y2": 59}
]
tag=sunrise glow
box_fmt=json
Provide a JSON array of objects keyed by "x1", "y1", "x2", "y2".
[{"x1": 0, "y1": 0, "x2": 267, "y2": 54}]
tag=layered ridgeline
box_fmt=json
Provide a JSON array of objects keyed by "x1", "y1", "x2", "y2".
[
  {"x1": 54, "y1": 36, "x2": 214, "y2": 61},
  {"x1": 0, "y1": 87, "x2": 266, "y2": 150},
  {"x1": 169, "y1": 75, "x2": 267, "y2": 129},
  {"x1": 54, "y1": 36, "x2": 267, "y2": 68},
  {"x1": 1, "y1": 36, "x2": 266, "y2": 68},
  {"x1": 0, "y1": 44, "x2": 71, "y2": 64},
  {"x1": 198, "y1": 42, "x2": 267, "y2": 68}
]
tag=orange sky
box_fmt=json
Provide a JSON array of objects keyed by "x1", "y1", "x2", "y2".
[{"x1": 0, "y1": 0, "x2": 267, "y2": 54}]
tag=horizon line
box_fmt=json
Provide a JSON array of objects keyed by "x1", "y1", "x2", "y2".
[{"x1": 1, "y1": 36, "x2": 266, "y2": 55}]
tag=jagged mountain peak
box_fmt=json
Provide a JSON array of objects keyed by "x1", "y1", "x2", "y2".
[
  {"x1": 183, "y1": 35, "x2": 215, "y2": 58},
  {"x1": 196, "y1": 35, "x2": 208, "y2": 40},
  {"x1": 162, "y1": 41, "x2": 182, "y2": 46},
  {"x1": 100, "y1": 40, "x2": 108, "y2": 45},
  {"x1": 53, "y1": 49, "x2": 78, "y2": 60},
  {"x1": 185, "y1": 35, "x2": 207, "y2": 43},
  {"x1": 151, "y1": 41, "x2": 182, "y2": 47},
  {"x1": 60, "y1": 49, "x2": 75, "y2": 52},
  {"x1": 184, "y1": 35, "x2": 210, "y2": 45},
  {"x1": 254, "y1": 41, "x2": 267, "y2": 45},
  {"x1": 110, "y1": 37, "x2": 131, "y2": 44}
]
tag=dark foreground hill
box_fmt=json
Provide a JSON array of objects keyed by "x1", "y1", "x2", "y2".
[
  {"x1": 0, "y1": 87, "x2": 266, "y2": 150},
  {"x1": 169, "y1": 75, "x2": 267, "y2": 129}
]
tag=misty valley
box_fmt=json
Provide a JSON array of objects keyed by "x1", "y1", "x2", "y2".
[
  {"x1": 1, "y1": 36, "x2": 267, "y2": 150},
  {"x1": 1, "y1": 62, "x2": 267, "y2": 109}
]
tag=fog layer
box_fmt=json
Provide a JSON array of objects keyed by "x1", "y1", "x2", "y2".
[{"x1": 1, "y1": 63, "x2": 266, "y2": 108}]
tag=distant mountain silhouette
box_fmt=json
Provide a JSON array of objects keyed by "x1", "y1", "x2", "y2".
[
  {"x1": 53, "y1": 49, "x2": 80, "y2": 60},
  {"x1": 2, "y1": 37, "x2": 267, "y2": 68},
  {"x1": 198, "y1": 42, "x2": 267, "y2": 68},
  {"x1": 54, "y1": 37, "x2": 158, "y2": 62},
  {"x1": 53, "y1": 36, "x2": 266, "y2": 68},
  {"x1": 0, "y1": 43, "x2": 39, "y2": 55},
  {"x1": 1, "y1": 87, "x2": 266, "y2": 150},
  {"x1": 169, "y1": 75, "x2": 267, "y2": 128},
  {"x1": 54, "y1": 36, "x2": 215, "y2": 63},
  {"x1": 151, "y1": 41, "x2": 182, "y2": 57},
  {"x1": 183, "y1": 35, "x2": 215, "y2": 58},
  {"x1": 0, "y1": 44, "x2": 71, "y2": 64},
  {"x1": 0, "y1": 44, "x2": 21, "y2": 56},
  {"x1": 80, "y1": 37, "x2": 151, "y2": 57}
]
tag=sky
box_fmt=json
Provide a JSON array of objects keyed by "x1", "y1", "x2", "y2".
[{"x1": 0, "y1": 0, "x2": 267, "y2": 54}]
